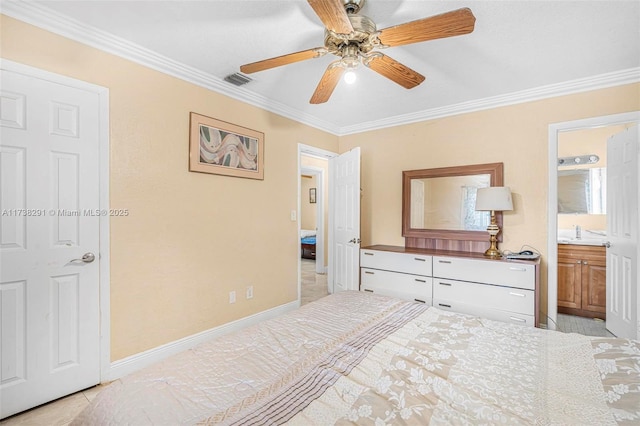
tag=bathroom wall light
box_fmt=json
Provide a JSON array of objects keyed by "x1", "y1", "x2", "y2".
[{"x1": 558, "y1": 154, "x2": 599, "y2": 166}]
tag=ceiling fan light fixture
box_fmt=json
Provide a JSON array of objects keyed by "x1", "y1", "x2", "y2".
[
  {"x1": 341, "y1": 43, "x2": 360, "y2": 66},
  {"x1": 341, "y1": 55, "x2": 359, "y2": 69},
  {"x1": 340, "y1": 44, "x2": 360, "y2": 84},
  {"x1": 344, "y1": 70, "x2": 357, "y2": 84}
]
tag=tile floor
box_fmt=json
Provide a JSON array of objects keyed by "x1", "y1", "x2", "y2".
[
  {"x1": 0, "y1": 384, "x2": 109, "y2": 425},
  {"x1": 556, "y1": 313, "x2": 615, "y2": 337},
  {"x1": 300, "y1": 258, "x2": 329, "y2": 305},
  {"x1": 1, "y1": 259, "x2": 329, "y2": 424}
]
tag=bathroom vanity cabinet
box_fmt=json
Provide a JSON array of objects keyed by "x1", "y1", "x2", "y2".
[{"x1": 557, "y1": 244, "x2": 606, "y2": 319}]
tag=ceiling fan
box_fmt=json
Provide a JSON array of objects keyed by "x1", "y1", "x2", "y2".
[{"x1": 239, "y1": 0, "x2": 476, "y2": 104}]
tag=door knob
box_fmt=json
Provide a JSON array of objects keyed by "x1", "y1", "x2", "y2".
[
  {"x1": 348, "y1": 238, "x2": 361, "y2": 244},
  {"x1": 604, "y1": 241, "x2": 611, "y2": 248},
  {"x1": 71, "y1": 252, "x2": 95, "y2": 263}
]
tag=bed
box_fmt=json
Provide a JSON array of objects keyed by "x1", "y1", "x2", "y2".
[
  {"x1": 72, "y1": 291, "x2": 640, "y2": 425},
  {"x1": 301, "y1": 229, "x2": 316, "y2": 260}
]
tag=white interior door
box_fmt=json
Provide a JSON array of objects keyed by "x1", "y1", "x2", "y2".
[
  {"x1": 606, "y1": 125, "x2": 639, "y2": 339},
  {"x1": 328, "y1": 147, "x2": 360, "y2": 293},
  {"x1": 1, "y1": 69, "x2": 102, "y2": 418}
]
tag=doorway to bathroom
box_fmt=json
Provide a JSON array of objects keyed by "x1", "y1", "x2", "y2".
[{"x1": 548, "y1": 112, "x2": 639, "y2": 339}]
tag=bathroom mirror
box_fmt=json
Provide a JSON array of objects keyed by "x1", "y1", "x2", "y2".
[
  {"x1": 402, "y1": 163, "x2": 504, "y2": 241},
  {"x1": 558, "y1": 168, "x2": 606, "y2": 214}
]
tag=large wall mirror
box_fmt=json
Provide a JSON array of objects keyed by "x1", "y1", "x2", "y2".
[
  {"x1": 558, "y1": 167, "x2": 606, "y2": 214},
  {"x1": 402, "y1": 163, "x2": 504, "y2": 241}
]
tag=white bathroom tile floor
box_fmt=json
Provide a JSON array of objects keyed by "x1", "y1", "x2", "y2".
[{"x1": 556, "y1": 313, "x2": 615, "y2": 337}]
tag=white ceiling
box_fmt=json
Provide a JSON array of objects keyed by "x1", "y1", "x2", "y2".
[{"x1": 4, "y1": 0, "x2": 639, "y2": 135}]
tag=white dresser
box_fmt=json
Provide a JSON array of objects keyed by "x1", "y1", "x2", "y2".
[
  {"x1": 360, "y1": 245, "x2": 540, "y2": 327},
  {"x1": 360, "y1": 248, "x2": 433, "y2": 304}
]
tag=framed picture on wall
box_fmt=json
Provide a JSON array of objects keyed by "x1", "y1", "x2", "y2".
[
  {"x1": 309, "y1": 188, "x2": 316, "y2": 204},
  {"x1": 189, "y1": 112, "x2": 264, "y2": 180}
]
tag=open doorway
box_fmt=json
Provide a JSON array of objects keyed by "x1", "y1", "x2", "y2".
[
  {"x1": 298, "y1": 144, "x2": 337, "y2": 305},
  {"x1": 547, "y1": 111, "x2": 640, "y2": 337}
]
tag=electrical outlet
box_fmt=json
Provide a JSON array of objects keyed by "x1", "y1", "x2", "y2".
[
  {"x1": 290, "y1": 210, "x2": 297, "y2": 221},
  {"x1": 246, "y1": 285, "x2": 253, "y2": 299},
  {"x1": 229, "y1": 291, "x2": 236, "y2": 304}
]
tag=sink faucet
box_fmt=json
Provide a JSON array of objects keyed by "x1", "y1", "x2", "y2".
[{"x1": 575, "y1": 225, "x2": 582, "y2": 240}]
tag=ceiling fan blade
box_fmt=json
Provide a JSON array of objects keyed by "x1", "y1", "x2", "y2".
[
  {"x1": 378, "y1": 7, "x2": 476, "y2": 47},
  {"x1": 307, "y1": 0, "x2": 354, "y2": 34},
  {"x1": 310, "y1": 63, "x2": 344, "y2": 104},
  {"x1": 365, "y1": 54, "x2": 425, "y2": 89},
  {"x1": 240, "y1": 48, "x2": 324, "y2": 74}
]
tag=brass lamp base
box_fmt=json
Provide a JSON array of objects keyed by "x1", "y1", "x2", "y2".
[
  {"x1": 484, "y1": 211, "x2": 502, "y2": 258},
  {"x1": 484, "y1": 245, "x2": 502, "y2": 258}
]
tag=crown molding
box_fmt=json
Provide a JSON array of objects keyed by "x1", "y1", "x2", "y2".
[
  {"x1": 337, "y1": 67, "x2": 640, "y2": 135},
  {"x1": 0, "y1": 1, "x2": 340, "y2": 134},
  {"x1": 3, "y1": 1, "x2": 638, "y2": 137}
]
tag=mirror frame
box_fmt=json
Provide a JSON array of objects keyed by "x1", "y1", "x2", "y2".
[{"x1": 402, "y1": 162, "x2": 504, "y2": 241}]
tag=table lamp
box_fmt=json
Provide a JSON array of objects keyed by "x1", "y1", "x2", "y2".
[{"x1": 475, "y1": 186, "x2": 513, "y2": 257}]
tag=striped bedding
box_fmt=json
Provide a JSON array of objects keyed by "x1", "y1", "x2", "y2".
[{"x1": 73, "y1": 291, "x2": 640, "y2": 425}]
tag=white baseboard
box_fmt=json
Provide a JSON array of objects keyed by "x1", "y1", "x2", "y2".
[{"x1": 108, "y1": 300, "x2": 300, "y2": 381}]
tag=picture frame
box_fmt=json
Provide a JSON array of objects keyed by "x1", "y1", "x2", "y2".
[
  {"x1": 309, "y1": 188, "x2": 317, "y2": 204},
  {"x1": 189, "y1": 112, "x2": 264, "y2": 180}
]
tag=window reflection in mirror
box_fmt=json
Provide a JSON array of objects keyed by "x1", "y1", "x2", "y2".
[
  {"x1": 410, "y1": 175, "x2": 491, "y2": 230},
  {"x1": 558, "y1": 167, "x2": 606, "y2": 214}
]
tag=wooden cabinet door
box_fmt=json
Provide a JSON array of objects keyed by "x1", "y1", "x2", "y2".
[
  {"x1": 581, "y1": 261, "x2": 606, "y2": 316},
  {"x1": 557, "y1": 258, "x2": 582, "y2": 310},
  {"x1": 557, "y1": 244, "x2": 606, "y2": 318}
]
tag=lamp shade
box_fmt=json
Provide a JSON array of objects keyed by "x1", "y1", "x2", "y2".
[{"x1": 475, "y1": 187, "x2": 513, "y2": 211}]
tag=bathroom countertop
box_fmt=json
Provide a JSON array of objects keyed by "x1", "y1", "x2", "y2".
[
  {"x1": 557, "y1": 229, "x2": 607, "y2": 246},
  {"x1": 557, "y1": 238, "x2": 607, "y2": 246}
]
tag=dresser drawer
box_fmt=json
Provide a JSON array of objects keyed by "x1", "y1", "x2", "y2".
[
  {"x1": 433, "y1": 278, "x2": 534, "y2": 315},
  {"x1": 361, "y1": 249, "x2": 432, "y2": 276},
  {"x1": 432, "y1": 300, "x2": 535, "y2": 327},
  {"x1": 433, "y1": 256, "x2": 535, "y2": 290},
  {"x1": 361, "y1": 268, "x2": 432, "y2": 304}
]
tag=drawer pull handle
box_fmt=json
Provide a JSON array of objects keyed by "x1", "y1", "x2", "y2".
[
  {"x1": 509, "y1": 267, "x2": 527, "y2": 272},
  {"x1": 439, "y1": 282, "x2": 452, "y2": 286},
  {"x1": 363, "y1": 252, "x2": 374, "y2": 256},
  {"x1": 414, "y1": 298, "x2": 426, "y2": 303},
  {"x1": 438, "y1": 260, "x2": 452, "y2": 264},
  {"x1": 414, "y1": 258, "x2": 426, "y2": 262},
  {"x1": 509, "y1": 316, "x2": 526, "y2": 323},
  {"x1": 364, "y1": 271, "x2": 375, "y2": 275},
  {"x1": 363, "y1": 289, "x2": 374, "y2": 293},
  {"x1": 438, "y1": 303, "x2": 452, "y2": 308},
  {"x1": 414, "y1": 279, "x2": 426, "y2": 283},
  {"x1": 509, "y1": 292, "x2": 525, "y2": 297}
]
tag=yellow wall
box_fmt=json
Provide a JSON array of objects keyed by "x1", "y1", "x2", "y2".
[
  {"x1": 1, "y1": 15, "x2": 339, "y2": 360},
  {"x1": 340, "y1": 85, "x2": 640, "y2": 321}
]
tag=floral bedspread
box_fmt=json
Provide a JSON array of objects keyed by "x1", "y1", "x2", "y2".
[{"x1": 73, "y1": 291, "x2": 640, "y2": 425}]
